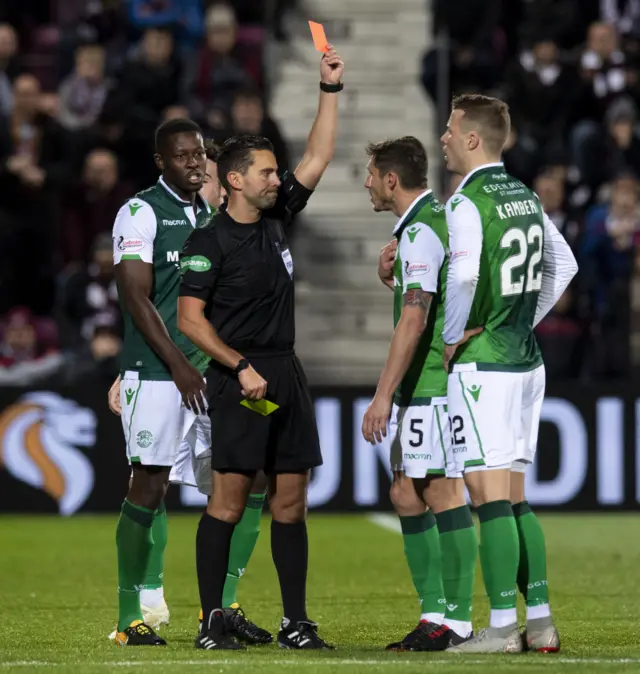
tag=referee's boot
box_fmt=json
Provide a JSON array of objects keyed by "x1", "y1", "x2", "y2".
[
  {"x1": 198, "y1": 605, "x2": 272, "y2": 645},
  {"x1": 277, "y1": 618, "x2": 335, "y2": 650},
  {"x1": 195, "y1": 609, "x2": 245, "y2": 651}
]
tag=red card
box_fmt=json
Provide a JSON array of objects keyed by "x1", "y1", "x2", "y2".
[{"x1": 309, "y1": 21, "x2": 329, "y2": 53}]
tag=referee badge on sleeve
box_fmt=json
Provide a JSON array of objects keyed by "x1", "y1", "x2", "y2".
[{"x1": 280, "y1": 248, "x2": 294, "y2": 279}]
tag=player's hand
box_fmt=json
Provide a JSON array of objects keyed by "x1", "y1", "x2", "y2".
[
  {"x1": 171, "y1": 360, "x2": 207, "y2": 415},
  {"x1": 320, "y1": 45, "x2": 344, "y2": 84},
  {"x1": 443, "y1": 327, "x2": 484, "y2": 372},
  {"x1": 362, "y1": 394, "x2": 392, "y2": 444},
  {"x1": 378, "y1": 239, "x2": 397, "y2": 288},
  {"x1": 108, "y1": 375, "x2": 122, "y2": 415},
  {"x1": 238, "y1": 365, "x2": 268, "y2": 401}
]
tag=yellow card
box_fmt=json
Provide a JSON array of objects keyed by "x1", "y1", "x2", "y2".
[{"x1": 240, "y1": 398, "x2": 280, "y2": 416}]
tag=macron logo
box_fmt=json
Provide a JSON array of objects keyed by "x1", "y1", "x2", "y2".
[{"x1": 129, "y1": 202, "x2": 143, "y2": 217}]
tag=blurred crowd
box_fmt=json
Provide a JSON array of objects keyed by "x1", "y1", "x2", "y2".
[
  {"x1": 3, "y1": 0, "x2": 638, "y2": 387},
  {"x1": 425, "y1": 0, "x2": 640, "y2": 381},
  {"x1": 0, "y1": 0, "x2": 293, "y2": 386}
]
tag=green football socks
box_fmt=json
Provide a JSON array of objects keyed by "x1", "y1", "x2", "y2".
[
  {"x1": 477, "y1": 500, "x2": 520, "y2": 628},
  {"x1": 513, "y1": 501, "x2": 552, "y2": 620},
  {"x1": 222, "y1": 493, "x2": 266, "y2": 607},
  {"x1": 436, "y1": 505, "x2": 477, "y2": 636},
  {"x1": 116, "y1": 499, "x2": 154, "y2": 631},
  {"x1": 399, "y1": 511, "x2": 446, "y2": 621},
  {"x1": 143, "y1": 500, "x2": 167, "y2": 591}
]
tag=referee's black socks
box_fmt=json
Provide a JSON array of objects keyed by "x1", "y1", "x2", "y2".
[
  {"x1": 271, "y1": 520, "x2": 308, "y2": 624},
  {"x1": 197, "y1": 512, "x2": 235, "y2": 626}
]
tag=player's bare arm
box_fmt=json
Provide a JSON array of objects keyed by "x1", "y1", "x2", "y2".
[
  {"x1": 115, "y1": 259, "x2": 205, "y2": 412},
  {"x1": 378, "y1": 239, "x2": 397, "y2": 290},
  {"x1": 108, "y1": 375, "x2": 121, "y2": 415},
  {"x1": 177, "y1": 296, "x2": 267, "y2": 401},
  {"x1": 294, "y1": 45, "x2": 344, "y2": 191},
  {"x1": 362, "y1": 288, "x2": 432, "y2": 444}
]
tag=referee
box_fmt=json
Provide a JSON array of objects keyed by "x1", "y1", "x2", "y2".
[{"x1": 177, "y1": 46, "x2": 345, "y2": 651}]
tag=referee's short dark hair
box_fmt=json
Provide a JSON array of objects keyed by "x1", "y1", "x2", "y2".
[
  {"x1": 217, "y1": 135, "x2": 275, "y2": 192},
  {"x1": 155, "y1": 118, "x2": 203, "y2": 156},
  {"x1": 366, "y1": 136, "x2": 428, "y2": 190}
]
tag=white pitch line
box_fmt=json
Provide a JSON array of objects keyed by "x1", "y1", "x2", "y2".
[
  {"x1": 367, "y1": 512, "x2": 401, "y2": 534},
  {"x1": 3, "y1": 659, "x2": 640, "y2": 668}
]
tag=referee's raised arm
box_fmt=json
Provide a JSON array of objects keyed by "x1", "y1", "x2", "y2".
[{"x1": 293, "y1": 44, "x2": 344, "y2": 191}]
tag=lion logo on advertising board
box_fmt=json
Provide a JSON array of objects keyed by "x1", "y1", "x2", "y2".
[{"x1": 0, "y1": 392, "x2": 97, "y2": 515}]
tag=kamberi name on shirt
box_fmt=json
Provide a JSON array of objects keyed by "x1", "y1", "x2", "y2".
[{"x1": 496, "y1": 199, "x2": 540, "y2": 220}]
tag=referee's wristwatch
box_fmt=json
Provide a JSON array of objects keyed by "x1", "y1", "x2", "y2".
[
  {"x1": 320, "y1": 81, "x2": 343, "y2": 93},
  {"x1": 234, "y1": 359, "x2": 250, "y2": 376}
]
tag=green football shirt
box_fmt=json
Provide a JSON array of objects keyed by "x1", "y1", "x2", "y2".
[
  {"x1": 113, "y1": 177, "x2": 213, "y2": 380},
  {"x1": 443, "y1": 163, "x2": 544, "y2": 372},
  {"x1": 392, "y1": 190, "x2": 449, "y2": 406}
]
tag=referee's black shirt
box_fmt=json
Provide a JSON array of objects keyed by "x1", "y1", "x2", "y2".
[{"x1": 178, "y1": 172, "x2": 313, "y2": 357}]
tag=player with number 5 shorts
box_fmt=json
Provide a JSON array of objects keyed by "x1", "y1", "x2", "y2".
[{"x1": 362, "y1": 137, "x2": 480, "y2": 652}]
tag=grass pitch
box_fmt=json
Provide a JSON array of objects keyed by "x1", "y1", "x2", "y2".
[{"x1": 0, "y1": 513, "x2": 638, "y2": 673}]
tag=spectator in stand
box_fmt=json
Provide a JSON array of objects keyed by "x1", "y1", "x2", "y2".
[
  {"x1": 58, "y1": 44, "x2": 111, "y2": 132},
  {"x1": 228, "y1": 0, "x2": 298, "y2": 42},
  {"x1": 534, "y1": 170, "x2": 582, "y2": 250},
  {"x1": 505, "y1": 38, "x2": 578, "y2": 167},
  {"x1": 600, "y1": 0, "x2": 640, "y2": 56},
  {"x1": 59, "y1": 323, "x2": 122, "y2": 384},
  {"x1": 0, "y1": 23, "x2": 19, "y2": 116},
  {"x1": 118, "y1": 28, "x2": 181, "y2": 128},
  {"x1": 502, "y1": 126, "x2": 540, "y2": 187},
  {"x1": 0, "y1": 308, "x2": 63, "y2": 385},
  {"x1": 162, "y1": 104, "x2": 190, "y2": 121},
  {"x1": 60, "y1": 149, "x2": 132, "y2": 267},
  {"x1": 571, "y1": 22, "x2": 640, "y2": 185},
  {"x1": 0, "y1": 74, "x2": 70, "y2": 314},
  {"x1": 581, "y1": 173, "x2": 640, "y2": 377},
  {"x1": 55, "y1": 0, "x2": 128, "y2": 77},
  {"x1": 535, "y1": 286, "x2": 585, "y2": 380},
  {"x1": 421, "y1": 0, "x2": 502, "y2": 103},
  {"x1": 127, "y1": 0, "x2": 204, "y2": 52},
  {"x1": 217, "y1": 88, "x2": 289, "y2": 172},
  {"x1": 517, "y1": 0, "x2": 599, "y2": 51},
  {"x1": 183, "y1": 3, "x2": 261, "y2": 120},
  {"x1": 603, "y1": 96, "x2": 640, "y2": 178},
  {"x1": 59, "y1": 232, "x2": 121, "y2": 346}
]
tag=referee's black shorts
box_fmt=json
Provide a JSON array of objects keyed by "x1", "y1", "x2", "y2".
[{"x1": 205, "y1": 354, "x2": 322, "y2": 474}]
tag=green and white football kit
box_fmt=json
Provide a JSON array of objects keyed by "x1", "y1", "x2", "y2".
[
  {"x1": 382, "y1": 190, "x2": 460, "y2": 479},
  {"x1": 443, "y1": 163, "x2": 578, "y2": 474},
  {"x1": 113, "y1": 177, "x2": 212, "y2": 474},
  {"x1": 442, "y1": 162, "x2": 576, "y2": 653}
]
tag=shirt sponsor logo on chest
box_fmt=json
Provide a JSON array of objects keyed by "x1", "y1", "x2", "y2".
[{"x1": 162, "y1": 219, "x2": 189, "y2": 227}]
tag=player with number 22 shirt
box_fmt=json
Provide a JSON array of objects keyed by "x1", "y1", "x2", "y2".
[{"x1": 440, "y1": 94, "x2": 578, "y2": 654}]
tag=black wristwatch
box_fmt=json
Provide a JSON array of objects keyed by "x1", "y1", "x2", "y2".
[
  {"x1": 234, "y1": 359, "x2": 250, "y2": 376},
  {"x1": 320, "y1": 81, "x2": 343, "y2": 93}
]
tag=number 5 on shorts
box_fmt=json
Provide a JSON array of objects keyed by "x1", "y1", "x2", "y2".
[{"x1": 409, "y1": 418, "x2": 423, "y2": 447}]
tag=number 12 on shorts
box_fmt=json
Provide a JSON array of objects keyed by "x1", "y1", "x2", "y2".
[{"x1": 450, "y1": 415, "x2": 465, "y2": 445}]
